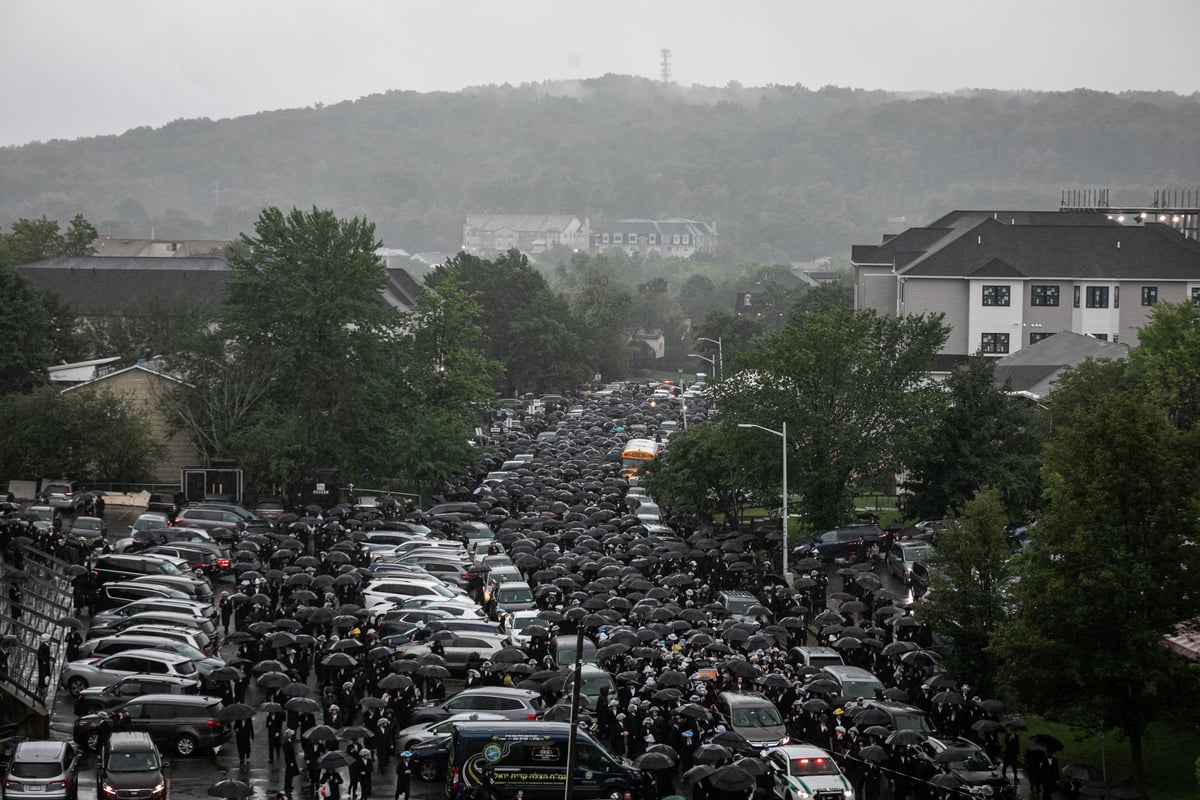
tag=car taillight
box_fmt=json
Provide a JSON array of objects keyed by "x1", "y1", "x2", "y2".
[
  {"x1": 460, "y1": 573, "x2": 472, "y2": 580},
  {"x1": 3, "y1": 780, "x2": 18, "y2": 789},
  {"x1": 526, "y1": 713, "x2": 537, "y2": 719},
  {"x1": 50, "y1": 780, "x2": 68, "y2": 789},
  {"x1": 206, "y1": 719, "x2": 220, "y2": 727},
  {"x1": 452, "y1": 767, "x2": 460, "y2": 789},
  {"x1": 218, "y1": 560, "x2": 230, "y2": 568}
]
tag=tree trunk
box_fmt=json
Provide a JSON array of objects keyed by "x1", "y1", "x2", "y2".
[{"x1": 1128, "y1": 720, "x2": 1143, "y2": 785}]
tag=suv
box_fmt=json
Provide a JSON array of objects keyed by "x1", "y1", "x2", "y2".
[
  {"x1": 98, "y1": 733, "x2": 165, "y2": 800},
  {"x1": 917, "y1": 737, "x2": 1010, "y2": 798},
  {"x1": 128, "y1": 575, "x2": 214, "y2": 604},
  {"x1": 90, "y1": 554, "x2": 191, "y2": 586},
  {"x1": 67, "y1": 517, "x2": 107, "y2": 549},
  {"x1": 60, "y1": 648, "x2": 201, "y2": 695},
  {"x1": 715, "y1": 691, "x2": 789, "y2": 749},
  {"x1": 718, "y1": 590, "x2": 769, "y2": 623},
  {"x1": 25, "y1": 505, "x2": 63, "y2": 533},
  {"x1": 172, "y1": 507, "x2": 246, "y2": 537},
  {"x1": 2, "y1": 741, "x2": 79, "y2": 800},
  {"x1": 788, "y1": 646, "x2": 845, "y2": 669},
  {"x1": 75, "y1": 694, "x2": 230, "y2": 756},
  {"x1": 43, "y1": 481, "x2": 85, "y2": 512},
  {"x1": 411, "y1": 687, "x2": 545, "y2": 724},
  {"x1": 74, "y1": 673, "x2": 202, "y2": 715},
  {"x1": 766, "y1": 744, "x2": 854, "y2": 800},
  {"x1": 92, "y1": 581, "x2": 191, "y2": 611}
]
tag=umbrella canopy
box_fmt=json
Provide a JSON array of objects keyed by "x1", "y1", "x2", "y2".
[
  {"x1": 1061, "y1": 764, "x2": 1101, "y2": 783},
  {"x1": 680, "y1": 764, "x2": 715, "y2": 787},
  {"x1": 284, "y1": 697, "x2": 321, "y2": 714},
  {"x1": 337, "y1": 725, "x2": 374, "y2": 741},
  {"x1": 303, "y1": 725, "x2": 339, "y2": 743},
  {"x1": 886, "y1": 730, "x2": 927, "y2": 747},
  {"x1": 709, "y1": 766, "x2": 755, "y2": 792},
  {"x1": 318, "y1": 750, "x2": 355, "y2": 769},
  {"x1": 218, "y1": 703, "x2": 256, "y2": 722},
  {"x1": 1025, "y1": 733, "x2": 1065, "y2": 753},
  {"x1": 207, "y1": 779, "x2": 253, "y2": 798},
  {"x1": 692, "y1": 744, "x2": 734, "y2": 765},
  {"x1": 858, "y1": 745, "x2": 890, "y2": 763},
  {"x1": 633, "y1": 751, "x2": 677, "y2": 770}
]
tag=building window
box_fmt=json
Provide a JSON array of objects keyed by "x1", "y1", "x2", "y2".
[
  {"x1": 1030, "y1": 285, "x2": 1059, "y2": 307},
  {"x1": 1086, "y1": 286, "x2": 1109, "y2": 308},
  {"x1": 613, "y1": 233, "x2": 623, "y2": 244},
  {"x1": 982, "y1": 285, "x2": 1011, "y2": 306},
  {"x1": 1030, "y1": 332, "x2": 1054, "y2": 345},
  {"x1": 1142, "y1": 286, "x2": 1158, "y2": 306},
  {"x1": 648, "y1": 234, "x2": 656, "y2": 244},
  {"x1": 1193, "y1": 288, "x2": 1200, "y2": 307},
  {"x1": 1092, "y1": 333, "x2": 1108, "y2": 341},
  {"x1": 742, "y1": 294, "x2": 752, "y2": 308},
  {"x1": 681, "y1": 234, "x2": 690, "y2": 245},
  {"x1": 601, "y1": 233, "x2": 609, "y2": 244},
  {"x1": 980, "y1": 333, "x2": 1010, "y2": 354},
  {"x1": 1114, "y1": 287, "x2": 1119, "y2": 308},
  {"x1": 1074, "y1": 286, "x2": 1080, "y2": 308}
]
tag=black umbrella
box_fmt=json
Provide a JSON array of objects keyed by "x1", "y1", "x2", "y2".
[
  {"x1": 207, "y1": 779, "x2": 253, "y2": 798},
  {"x1": 303, "y1": 725, "x2": 339, "y2": 743},
  {"x1": 886, "y1": 730, "x2": 927, "y2": 747},
  {"x1": 280, "y1": 682, "x2": 310, "y2": 698},
  {"x1": 633, "y1": 751, "x2": 677, "y2": 770},
  {"x1": 318, "y1": 750, "x2": 355, "y2": 769},
  {"x1": 284, "y1": 697, "x2": 321, "y2": 713},
  {"x1": 321, "y1": 652, "x2": 358, "y2": 668},
  {"x1": 1061, "y1": 764, "x2": 1101, "y2": 783},
  {"x1": 680, "y1": 764, "x2": 715, "y2": 787},
  {"x1": 934, "y1": 747, "x2": 977, "y2": 763},
  {"x1": 1025, "y1": 733, "x2": 1065, "y2": 753},
  {"x1": 56, "y1": 616, "x2": 86, "y2": 631},
  {"x1": 857, "y1": 745, "x2": 890, "y2": 764},
  {"x1": 258, "y1": 702, "x2": 284, "y2": 714},
  {"x1": 692, "y1": 744, "x2": 734, "y2": 765},
  {"x1": 209, "y1": 667, "x2": 245, "y2": 683},
  {"x1": 337, "y1": 725, "x2": 374, "y2": 741},
  {"x1": 929, "y1": 773, "x2": 962, "y2": 790},
  {"x1": 709, "y1": 767, "x2": 755, "y2": 792},
  {"x1": 219, "y1": 703, "x2": 256, "y2": 722}
]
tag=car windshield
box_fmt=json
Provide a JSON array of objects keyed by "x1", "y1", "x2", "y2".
[
  {"x1": 31, "y1": 508, "x2": 53, "y2": 521},
  {"x1": 11, "y1": 762, "x2": 63, "y2": 778},
  {"x1": 731, "y1": 705, "x2": 783, "y2": 728},
  {"x1": 175, "y1": 644, "x2": 205, "y2": 660},
  {"x1": 155, "y1": 561, "x2": 183, "y2": 576},
  {"x1": 510, "y1": 616, "x2": 540, "y2": 632},
  {"x1": 955, "y1": 749, "x2": 997, "y2": 771},
  {"x1": 790, "y1": 756, "x2": 839, "y2": 776},
  {"x1": 175, "y1": 661, "x2": 197, "y2": 675},
  {"x1": 106, "y1": 752, "x2": 160, "y2": 772},
  {"x1": 902, "y1": 545, "x2": 932, "y2": 561},
  {"x1": 724, "y1": 596, "x2": 755, "y2": 614},
  {"x1": 497, "y1": 586, "x2": 533, "y2": 603}
]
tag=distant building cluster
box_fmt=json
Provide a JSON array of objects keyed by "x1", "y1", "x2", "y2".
[{"x1": 460, "y1": 214, "x2": 718, "y2": 258}]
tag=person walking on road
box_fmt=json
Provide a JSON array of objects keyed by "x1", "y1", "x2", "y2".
[
  {"x1": 234, "y1": 717, "x2": 255, "y2": 765},
  {"x1": 36, "y1": 633, "x2": 52, "y2": 693},
  {"x1": 393, "y1": 751, "x2": 412, "y2": 800}
]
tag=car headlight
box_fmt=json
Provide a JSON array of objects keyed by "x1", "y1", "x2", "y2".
[
  {"x1": 154, "y1": 782, "x2": 166, "y2": 794},
  {"x1": 101, "y1": 783, "x2": 118, "y2": 795}
]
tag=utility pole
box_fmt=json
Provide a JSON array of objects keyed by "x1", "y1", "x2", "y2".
[
  {"x1": 563, "y1": 626, "x2": 585, "y2": 800},
  {"x1": 659, "y1": 49, "x2": 672, "y2": 83},
  {"x1": 212, "y1": 179, "x2": 222, "y2": 210}
]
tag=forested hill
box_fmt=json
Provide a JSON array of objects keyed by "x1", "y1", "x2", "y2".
[{"x1": 3, "y1": 75, "x2": 1199, "y2": 260}]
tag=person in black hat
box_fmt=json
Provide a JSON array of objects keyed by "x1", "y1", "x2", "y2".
[{"x1": 36, "y1": 633, "x2": 52, "y2": 692}]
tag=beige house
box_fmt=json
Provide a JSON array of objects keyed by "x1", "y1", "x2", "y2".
[
  {"x1": 61, "y1": 362, "x2": 200, "y2": 484},
  {"x1": 462, "y1": 215, "x2": 590, "y2": 257}
]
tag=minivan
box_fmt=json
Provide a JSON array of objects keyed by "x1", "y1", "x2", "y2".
[
  {"x1": 447, "y1": 721, "x2": 642, "y2": 800},
  {"x1": 819, "y1": 665, "x2": 885, "y2": 700},
  {"x1": 789, "y1": 646, "x2": 845, "y2": 669},
  {"x1": 715, "y1": 691, "x2": 789, "y2": 749},
  {"x1": 98, "y1": 733, "x2": 165, "y2": 800}
]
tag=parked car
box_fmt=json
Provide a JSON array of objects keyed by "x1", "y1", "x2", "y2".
[
  {"x1": 394, "y1": 632, "x2": 511, "y2": 675},
  {"x1": 408, "y1": 733, "x2": 451, "y2": 782},
  {"x1": 73, "y1": 673, "x2": 202, "y2": 715},
  {"x1": 885, "y1": 541, "x2": 935, "y2": 584},
  {"x1": 91, "y1": 598, "x2": 217, "y2": 630},
  {"x1": 60, "y1": 649, "x2": 200, "y2": 695},
  {"x1": 139, "y1": 544, "x2": 227, "y2": 577},
  {"x1": 88, "y1": 613, "x2": 220, "y2": 653},
  {"x1": 111, "y1": 624, "x2": 215, "y2": 656},
  {"x1": 394, "y1": 712, "x2": 507, "y2": 751},
  {"x1": 73, "y1": 694, "x2": 230, "y2": 756},
  {"x1": 75, "y1": 635, "x2": 224, "y2": 687},
  {"x1": 410, "y1": 687, "x2": 544, "y2": 724},
  {"x1": 251, "y1": 498, "x2": 287, "y2": 520},
  {"x1": 171, "y1": 507, "x2": 246, "y2": 537},
  {"x1": 90, "y1": 554, "x2": 190, "y2": 586},
  {"x1": 2, "y1": 740, "x2": 79, "y2": 800},
  {"x1": 715, "y1": 690, "x2": 789, "y2": 749},
  {"x1": 98, "y1": 733, "x2": 165, "y2": 800},
  {"x1": 91, "y1": 581, "x2": 191, "y2": 611},
  {"x1": 25, "y1": 505, "x2": 62, "y2": 533},
  {"x1": 126, "y1": 512, "x2": 170, "y2": 538},
  {"x1": 43, "y1": 481, "x2": 85, "y2": 512},
  {"x1": 492, "y1": 580, "x2": 535, "y2": 612},
  {"x1": 66, "y1": 516, "x2": 107, "y2": 550},
  {"x1": 127, "y1": 574, "x2": 214, "y2": 603}
]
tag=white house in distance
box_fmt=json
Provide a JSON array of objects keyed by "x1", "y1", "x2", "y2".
[
  {"x1": 593, "y1": 219, "x2": 718, "y2": 258},
  {"x1": 462, "y1": 215, "x2": 590, "y2": 257},
  {"x1": 853, "y1": 210, "x2": 1200, "y2": 364}
]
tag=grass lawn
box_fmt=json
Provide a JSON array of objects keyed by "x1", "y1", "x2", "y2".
[{"x1": 1021, "y1": 715, "x2": 1198, "y2": 798}]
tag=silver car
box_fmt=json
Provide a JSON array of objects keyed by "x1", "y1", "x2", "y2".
[
  {"x1": 886, "y1": 541, "x2": 935, "y2": 584},
  {"x1": 3, "y1": 741, "x2": 79, "y2": 800},
  {"x1": 394, "y1": 712, "x2": 506, "y2": 751},
  {"x1": 60, "y1": 648, "x2": 199, "y2": 695}
]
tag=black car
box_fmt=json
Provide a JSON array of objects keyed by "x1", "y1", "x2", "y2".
[
  {"x1": 124, "y1": 527, "x2": 215, "y2": 552},
  {"x1": 92, "y1": 581, "x2": 192, "y2": 612},
  {"x1": 140, "y1": 544, "x2": 226, "y2": 578},
  {"x1": 99, "y1": 733, "x2": 165, "y2": 800},
  {"x1": 74, "y1": 673, "x2": 202, "y2": 715},
  {"x1": 74, "y1": 694, "x2": 230, "y2": 756},
  {"x1": 146, "y1": 494, "x2": 178, "y2": 516},
  {"x1": 791, "y1": 524, "x2": 890, "y2": 563},
  {"x1": 409, "y1": 734, "x2": 451, "y2": 782},
  {"x1": 90, "y1": 554, "x2": 190, "y2": 586}
]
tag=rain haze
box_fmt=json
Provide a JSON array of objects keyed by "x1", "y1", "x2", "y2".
[{"x1": 2, "y1": 0, "x2": 1199, "y2": 148}]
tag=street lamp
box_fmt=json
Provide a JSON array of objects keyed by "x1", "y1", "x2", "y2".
[
  {"x1": 696, "y1": 336, "x2": 723, "y2": 379},
  {"x1": 688, "y1": 352, "x2": 715, "y2": 379},
  {"x1": 737, "y1": 421, "x2": 789, "y2": 579}
]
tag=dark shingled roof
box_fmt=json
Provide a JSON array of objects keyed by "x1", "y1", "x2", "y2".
[
  {"x1": 992, "y1": 331, "x2": 1128, "y2": 398},
  {"x1": 852, "y1": 210, "x2": 1200, "y2": 282},
  {"x1": 18, "y1": 256, "x2": 231, "y2": 314}
]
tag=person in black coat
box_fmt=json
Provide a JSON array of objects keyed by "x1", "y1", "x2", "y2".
[
  {"x1": 234, "y1": 718, "x2": 255, "y2": 765},
  {"x1": 36, "y1": 633, "x2": 52, "y2": 692},
  {"x1": 393, "y1": 751, "x2": 412, "y2": 800}
]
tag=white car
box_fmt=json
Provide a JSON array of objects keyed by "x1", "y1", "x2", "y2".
[
  {"x1": 767, "y1": 745, "x2": 855, "y2": 800},
  {"x1": 394, "y1": 712, "x2": 507, "y2": 750},
  {"x1": 506, "y1": 610, "x2": 548, "y2": 647}
]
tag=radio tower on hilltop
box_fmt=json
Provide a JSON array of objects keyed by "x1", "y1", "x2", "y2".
[{"x1": 660, "y1": 49, "x2": 672, "y2": 84}]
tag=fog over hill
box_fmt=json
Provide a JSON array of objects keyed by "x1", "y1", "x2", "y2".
[{"x1": 2, "y1": 76, "x2": 1198, "y2": 260}]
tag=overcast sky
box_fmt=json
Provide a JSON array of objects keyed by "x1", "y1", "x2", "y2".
[{"x1": 3, "y1": 0, "x2": 1198, "y2": 148}]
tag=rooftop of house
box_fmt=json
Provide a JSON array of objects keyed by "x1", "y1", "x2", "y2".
[
  {"x1": 464, "y1": 215, "x2": 581, "y2": 233},
  {"x1": 993, "y1": 331, "x2": 1128, "y2": 399}
]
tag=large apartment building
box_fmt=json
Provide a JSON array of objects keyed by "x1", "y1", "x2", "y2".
[{"x1": 853, "y1": 210, "x2": 1200, "y2": 359}]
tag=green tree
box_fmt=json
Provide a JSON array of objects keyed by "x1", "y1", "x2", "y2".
[
  {"x1": 712, "y1": 308, "x2": 947, "y2": 528},
  {"x1": 792, "y1": 280, "x2": 853, "y2": 315},
  {"x1": 569, "y1": 267, "x2": 635, "y2": 382},
  {"x1": 0, "y1": 265, "x2": 58, "y2": 394},
  {"x1": 900, "y1": 357, "x2": 1041, "y2": 521},
  {"x1": 0, "y1": 386, "x2": 158, "y2": 482},
  {"x1": 916, "y1": 488, "x2": 1014, "y2": 696},
  {"x1": 1125, "y1": 301, "x2": 1200, "y2": 429},
  {"x1": 994, "y1": 364, "x2": 1200, "y2": 781},
  {"x1": 643, "y1": 421, "x2": 759, "y2": 524}
]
